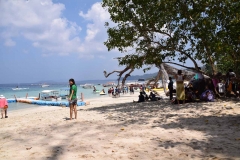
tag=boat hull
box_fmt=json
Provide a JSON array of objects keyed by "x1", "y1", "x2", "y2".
[
  {"x1": 81, "y1": 84, "x2": 94, "y2": 89},
  {"x1": 41, "y1": 85, "x2": 50, "y2": 88},
  {"x1": 12, "y1": 88, "x2": 29, "y2": 90}
]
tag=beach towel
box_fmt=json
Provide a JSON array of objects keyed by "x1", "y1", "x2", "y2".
[{"x1": 176, "y1": 82, "x2": 185, "y2": 100}]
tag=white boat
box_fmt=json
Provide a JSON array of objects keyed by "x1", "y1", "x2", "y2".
[
  {"x1": 12, "y1": 87, "x2": 29, "y2": 90},
  {"x1": 125, "y1": 79, "x2": 146, "y2": 87},
  {"x1": 41, "y1": 90, "x2": 61, "y2": 101},
  {"x1": 59, "y1": 88, "x2": 69, "y2": 99},
  {"x1": 102, "y1": 82, "x2": 116, "y2": 87},
  {"x1": 41, "y1": 84, "x2": 50, "y2": 88},
  {"x1": 81, "y1": 84, "x2": 94, "y2": 89}
]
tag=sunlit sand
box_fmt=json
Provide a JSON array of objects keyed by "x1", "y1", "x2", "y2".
[{"x1": 1, "y1": 92, "x2": 240, "y2": 159}]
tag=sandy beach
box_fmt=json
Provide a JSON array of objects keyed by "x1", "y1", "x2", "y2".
[{"x1": 0, "y1": 92, "x2": 240, "y2": 160}]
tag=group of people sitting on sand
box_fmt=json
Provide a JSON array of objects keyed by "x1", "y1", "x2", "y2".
[
  {"x1": 213, "y1": 69, "x2": 240, "y2": 98},
  {"x1": 167, "y1": 68, "x2": 240, "y2": 105},
  {"x1": 133, "y1": 90, "x2": 161, "y2": 103}
]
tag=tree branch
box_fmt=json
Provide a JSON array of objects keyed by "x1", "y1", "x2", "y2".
[
  {"x1": 153, "y1": 69, "x2": 162, "y2": 86},
  {"x1": 121, "y1": 68, "x2": 135, "y2": 87},
  {"x1": 103, "y1": 66, "x2": 131, "y2": 78},
  {"x1": 151, "y1": 40, "x2": 200, "y2": 70},
  {"x1": 162, "y1": 61, "x2": 195, "y2": 71}
]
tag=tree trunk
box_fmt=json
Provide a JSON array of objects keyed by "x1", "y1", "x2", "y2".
[
  {"x1": 159, "y1": 63, "x2": 169, "y2": 94},
  {"x1": 153, "y1": 69, "x2": 162, "y2": 87}
]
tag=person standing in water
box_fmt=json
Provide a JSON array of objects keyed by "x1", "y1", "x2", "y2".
[{"x1": 68, "y1": 78, "x2": 77, "y2": 120}]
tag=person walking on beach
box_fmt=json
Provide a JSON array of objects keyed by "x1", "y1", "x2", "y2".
[
  {"x1": 175, "y1": 70, "x2": 186, "y2": 105},
  {"x1": 68, "y1": 78, "x2": 77, "y2": 120},
  {"x1": 130, "y1": 85, "x2": 134, "y2": 94},
  {"x1": 168, "y1": 77, "x2": 173, "y2": 100}
]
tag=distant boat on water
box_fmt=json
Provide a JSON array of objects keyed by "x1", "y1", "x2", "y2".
[
  {"x1": 81, "y1": 84, "x2": 94, "y2": 89},
  {"x1": 102, "y1": 82, "x2": 116, "y2": 87},
  {"x1": 12, "y1": 87, "x2": 29, "y2": 91},
  {"x1": 41, "y1": 84, "x2": 50, "y2": 88},
  {"x1": 59, "y1": 88, "x2": 69, "y2": 99},
  {"x1": 41, "y1": 90, "x2": 61, "y2": 101},
  {"x1": 31, "y1": 84, "x2": 39, "y2": 86}
]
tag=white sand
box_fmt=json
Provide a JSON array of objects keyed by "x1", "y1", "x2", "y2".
[{"x1": 1, "y1": 92, "x2": 240, "y2": 160}]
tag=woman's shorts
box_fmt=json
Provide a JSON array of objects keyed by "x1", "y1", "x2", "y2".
[{"x1": 69, "y1": 99, "x2": 77, "y2": 105}]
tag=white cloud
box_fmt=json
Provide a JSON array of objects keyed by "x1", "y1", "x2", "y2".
[
  {"x1": 0, "y1": 0, "x2": 120, "y2": 59},
  {"x1": 79, "y1": 2, "x2": 109, "y2": 42},
  {"x1": 0, "y1": 0, "x2": 82, "y2": 55},
  {"x1": 79, "y1": 2, "x2": 116, "y2": 58},
  {"x1": 4, "y1": 39, "x2": 16, "y2": 47}
]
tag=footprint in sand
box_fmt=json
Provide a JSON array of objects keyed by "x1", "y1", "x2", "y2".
[{"x1": 179, "y1": 153, "x2": 188, "y2": 157}]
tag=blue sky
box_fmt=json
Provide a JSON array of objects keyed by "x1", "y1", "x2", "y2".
[{"x1": 0, "y1": 0, "x2": 195, "y2": 84}]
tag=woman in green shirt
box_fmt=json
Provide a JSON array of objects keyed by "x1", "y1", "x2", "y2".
[{"x1": 69, "y1": 78, "x2": 77, "y2": 120}]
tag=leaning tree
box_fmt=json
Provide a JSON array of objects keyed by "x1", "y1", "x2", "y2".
[{"x1": 102, "y1": 0, "x2": 240, "y2": 86}]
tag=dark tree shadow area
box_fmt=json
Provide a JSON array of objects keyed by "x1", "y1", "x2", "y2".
[
  {"x1": 86, "y1": 99, "x2": 240, "y2": 158},
  {"x1": 158, "y1": 114, "x2": 240, "y2": 158}
]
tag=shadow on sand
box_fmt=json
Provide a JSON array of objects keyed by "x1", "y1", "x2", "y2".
[{"x1": 85, "y1": 99, "x2": 240, "y2": 158}]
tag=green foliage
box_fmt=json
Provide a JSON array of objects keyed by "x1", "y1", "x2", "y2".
[{"x1": 102, "y1": 0, "x2": 240, "y2": 76}]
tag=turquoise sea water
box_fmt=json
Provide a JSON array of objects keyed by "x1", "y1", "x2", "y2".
[{"x1": 0, "y1": 80, "x2": 118, "y2": 111}]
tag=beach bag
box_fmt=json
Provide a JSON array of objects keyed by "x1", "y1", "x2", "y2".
[
  {"x1": 200, "y1": 90, "x2": 214, "y2": 102},
  {"x1": 217, "y1": 83, "x2": 225, "y2": 93},
  {"x1": 207, "y1": 92, "x2": 214, "y2": 102}
]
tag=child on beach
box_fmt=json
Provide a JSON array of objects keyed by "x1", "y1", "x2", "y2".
[{"x1": 68, "y1": 78, "x2": 77, "y2": 120}]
